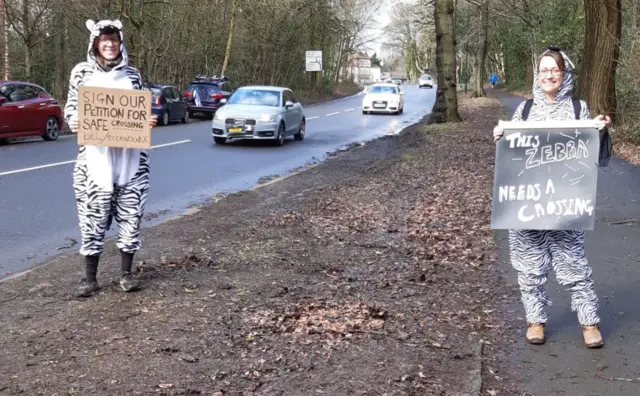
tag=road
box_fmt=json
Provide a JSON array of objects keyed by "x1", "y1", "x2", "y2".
[
  {"x1": 0, "y1": 85, "x2": 436, "y2": 278},
  {"x1": 495, "y1": 91, "x2": 640, "y2": 395}
]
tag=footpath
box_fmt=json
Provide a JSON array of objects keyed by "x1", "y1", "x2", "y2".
[{"x1": 494, "y1": 91, "x2": 640, "y2": 396}]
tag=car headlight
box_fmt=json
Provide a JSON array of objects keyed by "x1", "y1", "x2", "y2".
[{"x1": 259, "y1": 114, "x2": 275, "y2": 122}]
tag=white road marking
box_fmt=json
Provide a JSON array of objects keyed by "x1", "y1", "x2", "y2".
[
  {"x1": 0, "y1": 139, "x2": 191, "y2": 177},
  {"x1": 326, "y1": 112, "x2": 340, "y2": 116},
  {"x1": 307, "y1": 116, "x2": 320, "y2": 120},
  {"x1": 344, "y1": 108, "x2": 355, "y2": 112}
]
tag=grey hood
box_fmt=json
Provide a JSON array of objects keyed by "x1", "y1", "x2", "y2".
[
  {"x1": 532, "y1": 48, "x2": 576, "y2": 105},
  {"x1": 85, "y1": 19, "x2": 129, "y2": 71}
]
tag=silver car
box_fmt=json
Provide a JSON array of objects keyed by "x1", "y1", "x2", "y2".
[{"x1": 211, "y1": 86, "x2": 306, "y2": 146}]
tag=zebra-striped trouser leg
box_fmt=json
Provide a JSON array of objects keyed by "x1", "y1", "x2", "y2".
[
  {"x1": 73, "y1": 151, "x2": 150, "y2": 256},
  {"x1": 112, "y1": 153, "x2": 150, "y2": 253},
  {"x1": 509, "y1": 229, "x2": 600, "y2": 326}
]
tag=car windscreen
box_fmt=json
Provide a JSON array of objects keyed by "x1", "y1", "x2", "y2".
[
  {"x1": 368, "y1": 86, "x2": 397, "y2": 94},
  {"x1": 227, "y1": 89, "x2": 280, "y2": 106},
  {"x1": 189, "y1": 83, "x2": 220, "y2": 97}
]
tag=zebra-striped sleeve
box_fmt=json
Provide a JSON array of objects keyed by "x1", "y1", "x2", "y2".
[
  {"x1": 511, "y1": 101, "x2": 526, "y2": 122},
  {"x1": 64, "y1": 63, "x2": 88, "y2": 123},
  {"x1": 579, "y1": 100, "x2": 591, "y2": 120}
]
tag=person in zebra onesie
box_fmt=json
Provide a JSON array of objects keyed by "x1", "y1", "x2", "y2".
[
  {"x1": 64, "y1": 19, "x2": 158, "y2": 298},
  {"x1": 493, "y1": 46, "x2": 611, "y2": 348}
]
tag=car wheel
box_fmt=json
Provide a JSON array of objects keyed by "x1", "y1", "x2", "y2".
[
  {"x1": 181, "y1": 109, "x2": 189, "y2": 124},
  {"x1": 159, "y1": 111, "x2": 169, "y2": 126},
  {"x1": 294, "y1": 119, "x2": 305, "y2": 141},
  {"x1": 214, "y1": 136, "x2": 226, "y2": 145},
  {"x1": 275, "y1": 122, "x2": 286, "y2": 146},
  {"x1": 42, "y1": 117, "x2": 60, "y2": 141}
]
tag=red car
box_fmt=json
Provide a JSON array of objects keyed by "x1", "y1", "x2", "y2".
[{"x1": 0, "y1": 80, "x2": 63, "y2": 141}]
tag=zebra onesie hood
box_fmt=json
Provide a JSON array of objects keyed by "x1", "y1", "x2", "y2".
[
  {"x1": 64, "y1": 19, "x2": 150, "y2": 257},
  {"x1": 508, "y1": 49, "x2": 600, "y2": 327}
]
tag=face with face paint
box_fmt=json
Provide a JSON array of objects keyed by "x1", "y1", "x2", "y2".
[
  {"x1": 96, "y1": 31, "x2": 121, "y2": 62},
  {"x1": 537, "y1": 55, "x2": 564, "y2": 100}
]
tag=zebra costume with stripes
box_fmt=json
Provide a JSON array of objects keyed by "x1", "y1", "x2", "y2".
[
  {"x1": 508, "y1": 50, "x2": 600, "y2": 327},
  {"x1": 64, "y1": 19, "x2": 150, "y2": 287}
]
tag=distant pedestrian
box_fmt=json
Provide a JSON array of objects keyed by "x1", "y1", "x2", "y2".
[
  {"x1": 489, "y1": 73, "x2": 499, "y2": 88},
  {"x1": 493, "y1": 45, "x2": 611, "y2": 348},
  {"x1": 64, "y1": 19, "x2": 157, "y2": 298}
]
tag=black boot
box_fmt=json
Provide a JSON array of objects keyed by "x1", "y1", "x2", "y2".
[
  {"x1": 74, "y1": 255, "x2": 100, "y2": 297},
  {"x1": 119, "y1": 250, "x2": 140, "y2": 292}
]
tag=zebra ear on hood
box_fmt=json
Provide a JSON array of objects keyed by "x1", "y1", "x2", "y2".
[
  {"x1": 112, "y1": 19, "x2": 123, "y2": 30},
  {"x1": 85, "y1": 19, "x2": 97, "y2": 31}
]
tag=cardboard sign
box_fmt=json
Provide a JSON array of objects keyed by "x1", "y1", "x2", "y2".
[
  {"x1": 77, "y1": 85, "x2": 151, "y2": 149},
  {"x1": 491, "y1": 120, "x2": 601, "y2": 231}
]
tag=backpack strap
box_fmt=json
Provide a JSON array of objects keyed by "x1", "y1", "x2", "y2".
[
  {"x1": 521, "y1": 99, "x2": 534, "y2": 121},
  {"x1": 572, "y1": 98, "x2": 581, "y2": 120}
]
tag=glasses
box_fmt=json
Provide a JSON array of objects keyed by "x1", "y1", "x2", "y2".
[
  {"x1": 98, "y1": 37, "x2": 120, "y2": 45},
  {"x1": 539, "y1": 68, "x2": 562, "y2": 76}
]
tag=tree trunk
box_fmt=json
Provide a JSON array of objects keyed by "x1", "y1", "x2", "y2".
[
  {"x1": 472, "y1": 0, "x2": 488, "y2": 98},
  {"x1": 23, "y1": 0, "x2": 32, "y2": 79},
  {"x1": 221, "y1": 0, "x2": 236, "y2": 76},
  {"x1": 429, "y1": 0, "x2": 460, "y2": 123},
  {"x1": 578, "y1": 0, "x2": 621, "y2": 121},
  {"x1": 0, "y1": 0, "x2": 7, "y2": 80},
  {"x1": 53, "y1": 14, "x2": 68, "y2": 99}
]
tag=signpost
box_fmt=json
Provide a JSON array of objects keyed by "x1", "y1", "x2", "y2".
[
  {"x1": 491, "y1": 120, "x2": 601, "y2": 231},
  {"x1": 77, "y1": 86, "x2": 152, "y2": 149},
  {"x1": 305, "y1": 50, "x2": 323, "y2": 72}
]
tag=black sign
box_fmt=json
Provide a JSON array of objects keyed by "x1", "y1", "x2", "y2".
[{"x1": 491, "y1": 125, "x2": 600, "y2": 230}]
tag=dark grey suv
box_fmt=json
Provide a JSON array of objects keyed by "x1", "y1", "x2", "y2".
[{"x1": 183, "y1": 76, "x2": 233, "y2": 118}]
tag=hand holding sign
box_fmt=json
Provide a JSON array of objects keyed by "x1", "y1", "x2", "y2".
[{"x1": 77, "y1": 86, "x2": 152, "y2": 149}]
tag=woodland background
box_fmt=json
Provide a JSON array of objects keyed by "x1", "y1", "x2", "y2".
[{"x1": 0, "y1": 0, "x2": 636, "y2": 142}]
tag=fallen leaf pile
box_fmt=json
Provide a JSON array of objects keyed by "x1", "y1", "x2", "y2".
[
  {"x1": 406, "y1": 169, "x2": 497, "y2": 267},
  {"x1": 246, "y1": 301, "x2": 387, "y2": 340}
]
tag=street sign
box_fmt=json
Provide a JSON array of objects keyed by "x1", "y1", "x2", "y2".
[
  {"x1": 359, "y1": 59, "x2": 371, "y2": 68},
  {"x1": 306, "y1": 50, "x2": 322, "y2": 72}
]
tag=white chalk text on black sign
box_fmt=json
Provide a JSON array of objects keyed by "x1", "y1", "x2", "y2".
[{"x1": 491, "y1": 120, "x2": 600, "y2": 230}]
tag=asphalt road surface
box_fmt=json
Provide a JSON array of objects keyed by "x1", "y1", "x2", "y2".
[{"x1": 0, "y1": 85, "x2": 436, "y2": 278}]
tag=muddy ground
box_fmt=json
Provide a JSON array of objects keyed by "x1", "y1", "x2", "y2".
[{"x1": 0, "y1": 95, "x2": 524, "y2": 395}]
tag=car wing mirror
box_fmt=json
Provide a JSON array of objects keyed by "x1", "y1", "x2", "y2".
[
  {"x1": 220, "y1": 98, "x2": 227, "y2": 104},
  {"x1": 285, "y1": 100, "x2": 294, "y2": 108}
]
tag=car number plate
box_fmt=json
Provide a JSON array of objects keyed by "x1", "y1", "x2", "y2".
[
  {"x1": 228, "y1": 127, "x2": 242, "y2": 133},
  {"x1": 374, "y1": 103, "x2": 385, "y2": 108}
]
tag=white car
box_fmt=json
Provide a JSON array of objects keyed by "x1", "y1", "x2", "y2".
[
  {"x1": 362, "y1": 83, "x2": 405, "y2": 115},
  {"x1": 211, "y1": 86, "x2": 305, "y2": 146},
  {"x1": 418, "y1": 74, "x2": 434, "y2": 88}
]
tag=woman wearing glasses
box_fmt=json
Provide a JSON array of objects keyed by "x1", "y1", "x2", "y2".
[
  {"x1": 64, "y1": 19, "x2": 157, "y2": 297},
  {"x1": 493, "y1": 46, "x2": 611, "y2": 348}
]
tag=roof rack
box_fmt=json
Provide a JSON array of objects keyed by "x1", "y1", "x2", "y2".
[{"x1": 193, "y1": 74, "x2": 230, "y2": 83}]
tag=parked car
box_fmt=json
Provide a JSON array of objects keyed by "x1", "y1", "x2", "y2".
[
  {"x1": 211, "y1": 86, "x2": 305, "y2": 146},
  {"x1": 0, "y1": 81, "x2": 63, "y2": 141},
  {"x1": 362, "y1": 83, "x2": 405, "y2": 115},
  {"x1": 147, "y1": 84, "x2": 189, "y2": 126},
  {"x1": 419, "y1": 74, "x2": 434, "y2": 88},
  {"x1": 183, "y1": 75, "x2": 233, "y2": 118}
]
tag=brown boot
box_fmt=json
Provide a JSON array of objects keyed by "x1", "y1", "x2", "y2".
[
  {"x1": 526, "y1": 323, "x2": 545, "y2": 345},
  {"x1": 583, "y1": 325, "x2": 603, "y2": 348}
]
